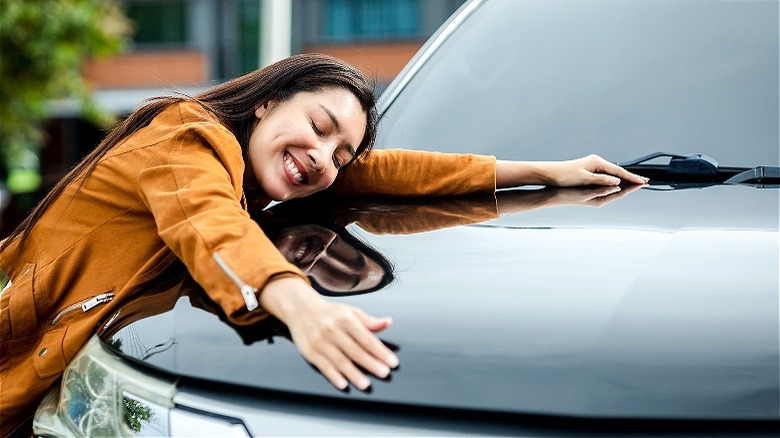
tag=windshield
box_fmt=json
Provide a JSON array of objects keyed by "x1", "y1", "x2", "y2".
[{"x1": 377, "y1": 0, "x2": 779, "y2": 167}]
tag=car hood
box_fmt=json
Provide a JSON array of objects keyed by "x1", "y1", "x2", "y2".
[{"x1": 99, "y1": 184, "x2": 779, "y2": 420}]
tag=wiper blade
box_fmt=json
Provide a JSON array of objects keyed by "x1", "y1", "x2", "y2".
[
  {"x1": 725, "y1": 166, "x2": 780, "y2": 187},
  {"x1": 618, "y1": 152, "x2": 719, "y2": 176}
]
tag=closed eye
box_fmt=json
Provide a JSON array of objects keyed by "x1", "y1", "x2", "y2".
[
  {"x1": 333, "y1": 149, "x2": 356, "y2": 171},
  {"x1": 311, "y1": 120, "x2": 324, "y2": 137}
]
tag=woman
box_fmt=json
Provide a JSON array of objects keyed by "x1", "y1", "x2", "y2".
[{"x1": 0, "y1": 53, "x2": 646, "y2": 434}]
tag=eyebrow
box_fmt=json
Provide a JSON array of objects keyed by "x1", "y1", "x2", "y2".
[
  {"x1": 320, "y1": 104, "x2": 357, "y2": 157},
  {"x1": 319, "y1": 104, "x2": 340, "y2": 130}
]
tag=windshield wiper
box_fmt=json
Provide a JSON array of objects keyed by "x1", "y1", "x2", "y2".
[
  {"x1": 618, "y1": 152, "x2": 719, "y2": 176},
  {"x1": 725, "y1": 166, "x2": 780, "y2": 188},
  {"x1": 618, "y1": 152, "x2": 779, "y2": 189}
]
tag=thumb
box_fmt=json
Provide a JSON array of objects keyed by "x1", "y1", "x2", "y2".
[{"x1": 359, "y1": 312, "x2": 393, "y2": 333}]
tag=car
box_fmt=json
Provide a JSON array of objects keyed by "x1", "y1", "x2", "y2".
[{"x1": 31, "y1": 0, "x2": 779, "y2": 436}]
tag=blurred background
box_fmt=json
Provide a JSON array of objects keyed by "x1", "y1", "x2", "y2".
[{"x1": 0, "y1": 0, "x2": 466, "y2": 237}]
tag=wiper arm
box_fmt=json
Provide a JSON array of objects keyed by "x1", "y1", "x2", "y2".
[{"x1": 618, "y1": 152, "x2": 719, "y2": 176}]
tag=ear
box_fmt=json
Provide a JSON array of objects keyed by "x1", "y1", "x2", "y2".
[{"x1": 254, "y1": 100, "x2": 273, "y2": 119}]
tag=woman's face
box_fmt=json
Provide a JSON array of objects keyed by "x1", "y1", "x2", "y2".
[
  {"x1": 247, "y1": 87, "x2": 367, "y2": 201},
  {"x1": 273, "y1": 225, "x2": 385, "y2": 294}
]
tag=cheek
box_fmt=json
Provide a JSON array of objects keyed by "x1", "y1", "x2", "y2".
[
  {"x1": 246, "y1": 133, "x2": 268, "y2": 172},
  {"x1": 319, "y1": 169, "x2": 339, "y2": 189}
]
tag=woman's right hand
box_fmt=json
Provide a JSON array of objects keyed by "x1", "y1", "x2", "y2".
[{"x1": 259, "y1": 277, "x2": 399, "y2": 391}]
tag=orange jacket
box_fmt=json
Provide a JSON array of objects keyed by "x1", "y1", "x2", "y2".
[{"x1": 0, "y1": 101, "x2": 496, "y2": 432}]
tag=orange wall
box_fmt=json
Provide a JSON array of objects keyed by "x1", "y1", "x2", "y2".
[
  {"x1": 83, "y1": 42, "x2": 421, "y2": 90},
  {"x1": 304, "y1": 41, "x2": 424, "y2": 83},
  {"x1": 84, "y1": 50, "x2": 208, "y2": 89}
]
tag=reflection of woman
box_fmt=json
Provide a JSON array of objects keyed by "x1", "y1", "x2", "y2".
[
  {"x1": 266, "y1": 184, "x2": 642, "y2": 295},
  {"x1": 269, "y1": 223, "x2": 393, "y2": 296},
  {"x1": 0, "y1": 53, "x2": 647, "y2": 433}
]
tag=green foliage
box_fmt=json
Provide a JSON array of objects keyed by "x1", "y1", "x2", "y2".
[
  {"x1": 123, "y1": 396, "x2": 155, "y2": 433},
  {"x1": 0, "y1": 0, "x2": 131, "y2": 184}
]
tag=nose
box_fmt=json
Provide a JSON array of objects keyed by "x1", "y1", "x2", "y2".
[{"x1": 308, "y1": 144, "x2": 330, "y2": 174}]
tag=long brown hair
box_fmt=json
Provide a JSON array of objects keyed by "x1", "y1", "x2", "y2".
[{"x1": 1, "y1": 53, "x2": 378, "y2": 253}]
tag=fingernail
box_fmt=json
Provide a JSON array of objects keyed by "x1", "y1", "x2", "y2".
[
  {"x1": 336, "y1": 377, "x2": 348, "y2": 390},
  {"x1": 386, "y1": 354, "x2": 400, "y2": 368},
  {"x1": 376, "y1": 364, "x2": 390, "y2": 378},
  {"x1": 358, "y1": 376, "x2": 371, "y2": 390}
]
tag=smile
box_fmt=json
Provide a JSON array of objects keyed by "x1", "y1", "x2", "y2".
[
  {"x1": 294, "y1": 240, "x2": 308, "y2": 262},
  {"x1": 284, "y1": 152, "x2": 307, "y2": 184}
]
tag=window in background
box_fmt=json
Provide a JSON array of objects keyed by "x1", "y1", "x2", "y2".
[
  {"x1": 126, "y1": 1, "x2": 187, "y2": 47},
  {"x1": 239, "y1": 0, "x2": 260, "y2": 74},
  {"x1": 325, "y1": 0, "x2": 420, "y2": 41}
]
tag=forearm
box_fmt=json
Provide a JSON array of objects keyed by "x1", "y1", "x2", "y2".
[
  {"x1": 332, "y1": 149, "x2": 496, "y2": 197},
  {"x1": 495, "y1": 160, "x2": 555, "y2": 187}
]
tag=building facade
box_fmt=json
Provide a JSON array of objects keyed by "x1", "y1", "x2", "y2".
[
  {"x1": 84, "y1": 0, "x2": 464, "y2": 113},
  {"x1": 38, "y1": 0, "x2": 464, "y2": 185}
]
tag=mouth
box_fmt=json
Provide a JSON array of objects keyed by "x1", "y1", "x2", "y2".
[
  {"x1": 292, "y1": 236, "x2": 325, "y2": 265},
  {"x1": 284, "y1": 152, "x2": 309, "y2": 185},
  {"x1": 294, "y1": 238, "x2": 309, "y2": 262}
]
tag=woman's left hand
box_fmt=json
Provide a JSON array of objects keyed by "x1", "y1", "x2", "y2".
[{"x1": 496, "y1": 154, "x2": 649, "y2": 188}]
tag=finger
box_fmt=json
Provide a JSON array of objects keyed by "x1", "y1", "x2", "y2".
[
  {"x1": 594, "y1": 159, "x2": 649, "y2": 185},
  {"x1": 354, "y1": 312, "x2": 400, "y2": 368},
  {"x1": 317, "y1": 344, "x2": 373, "y2": 390},
  {"x1": 363, "y1": 315, "x2": 393, "y2": 333},
  {"x1": 313, "y1": 356, "x2": 350, "y2": 390},
  {"x1": 334, "y1": 331, "x2": 393, "y2": 379},
  {"x1": 586, "y1": 171, "x2": 622, "y2": 186}
]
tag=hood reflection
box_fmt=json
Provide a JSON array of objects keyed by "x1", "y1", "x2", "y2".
[
  {"x1": 269, "y1": 223, "x2": 393, "y2": 296},
  {"x1": 102, "y1": 187, "x2": 641, "y2": 342},
  {"x1": 261, "y1": 186, "x2": 641, "y2": 296}
]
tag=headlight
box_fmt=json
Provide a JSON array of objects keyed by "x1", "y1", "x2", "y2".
[{"x1": 33, "y1": 337, "x2": 250, "y2": 437}]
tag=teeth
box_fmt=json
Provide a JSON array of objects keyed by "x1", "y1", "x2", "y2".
[
  {"x1": 294, "y1": 242, "x2": 308, "y2": 262},
  {"x1": 284, "y1": 154, "x2": 304, "y2": 183}
]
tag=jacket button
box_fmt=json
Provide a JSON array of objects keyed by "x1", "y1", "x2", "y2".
[{"x1": 38, "y1": 348, "x2": 47, "y2": 357}]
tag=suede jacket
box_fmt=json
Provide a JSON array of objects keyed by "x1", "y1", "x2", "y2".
[{"x1": 0, "y1": 101, "x2": 496, "y2": 433}]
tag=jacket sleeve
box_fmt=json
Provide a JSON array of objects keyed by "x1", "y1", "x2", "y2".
[
  {"x1": 137, "y1": 122, "x2": 307, "y2": 325},
  {"x1": 328, "y1": 149, "x2": 497, "y2": 197},
  {"x1": 351, "y1": 197, "x2": 500, "y2": 235}
]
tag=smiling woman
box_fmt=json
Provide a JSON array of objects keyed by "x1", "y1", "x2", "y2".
[
  {"x1": 247, "y1": 87, "x2": 367, "y2": 201},
  {"x1": 0, "y1": 53, "x2": 646, "y2": 436}
]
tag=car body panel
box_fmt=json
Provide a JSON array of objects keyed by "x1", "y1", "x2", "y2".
[{"x1": 101, "y1": 185, "x2": 779, "y2": 421}]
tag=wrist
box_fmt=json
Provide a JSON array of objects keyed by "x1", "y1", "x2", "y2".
[
  {"x1": 496, "y1": 160, "x2": 557, "y2": 187},
  {"x1": 259, "y1": 277, "x2": 322, "y2": 323},
  {"x1": 530, "y1": 161, "x2": 558, "y2": 186}
]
